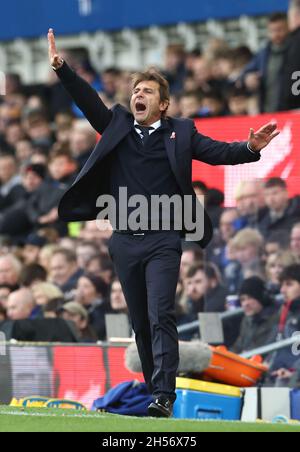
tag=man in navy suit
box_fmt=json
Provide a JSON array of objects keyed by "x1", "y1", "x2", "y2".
[{"x1": 48, "y1": 29, "x2": 279, "y2": 417}]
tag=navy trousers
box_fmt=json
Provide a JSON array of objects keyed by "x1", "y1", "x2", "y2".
[{"x1": 108, "y1": 230, "x2": 182, "y2": 402}]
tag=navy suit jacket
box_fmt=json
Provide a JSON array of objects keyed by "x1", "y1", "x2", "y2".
[{"x1": 56, "y1": 62, "x2": 260, "y2": 248}]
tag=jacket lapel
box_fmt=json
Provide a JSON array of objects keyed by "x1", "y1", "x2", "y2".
[
  {"x1": 76, "y1": 105, "x2": 133, "y2": 182},
  {"x1": 163, "y1": 122, "x2": 185, "y2": 192}
]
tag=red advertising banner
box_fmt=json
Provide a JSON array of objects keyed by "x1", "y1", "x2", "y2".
[
  {"x1": 53, "y1": 346, "x2": 106, "y2": 409},
  {"x1": 107, "y1": 346, "x2": 144, "y2": 388},
  {"x1": 193, "y1": 112, "x2": 300, "y2": 206}
]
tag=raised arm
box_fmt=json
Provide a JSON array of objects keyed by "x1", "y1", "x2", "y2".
[
  {"x1": 192, "y1": 122, "x2": 280, "y2": 166},
  {"x1": 48, "y1": 28, "x2": 113, "y2": 134}
]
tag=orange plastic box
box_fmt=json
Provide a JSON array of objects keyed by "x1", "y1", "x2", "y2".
[{"x1": 202, "y1": 346, "x2": 268, "y2": 387}]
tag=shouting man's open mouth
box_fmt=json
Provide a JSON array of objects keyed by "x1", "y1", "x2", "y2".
[{"x1": 135, "y1": 101, "x2": 147, "y2": 115}]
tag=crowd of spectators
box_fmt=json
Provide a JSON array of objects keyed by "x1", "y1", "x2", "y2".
[{"x1": 1, "y1": 2, "x2": 300, "y2": 387}]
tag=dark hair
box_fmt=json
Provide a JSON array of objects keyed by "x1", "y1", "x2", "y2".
[
  {"x1": 181, "y1": 243, "x2": 204, "y2": 261},
  {"x1": 87, "y1": 253, "x2": 115, "y2": 274},
  {"x1": 81, "y1": 273, "x2": 109, "y2": 298},
  {"x1": 280, "y1": 264, "x2": 300, "y2": 284},
  {"x1": 49, "y1": 148, "x2": 76, "y2": 164},
  {"x1": 186, "y1": 263, "x2": 220, "y2": 282},
  {"x1": 0, "y1": 304, "x2": 6, "y2": 319},
  {"x1": 264, "y1": 177, "x2": 287, "y2": 190},
  {"x1": 132, "y1": 70, "x2": 170, "y2": 117},
  {"x1": 20, "y1": 264, "x2": 47, "y2": 287},
  {"x1": 0, "y1": 283, "x2": 19, "y2": 292},
  {"x1": 180, "y1": 90, "x2": 202, "y2": 101},
  {"x1": 227, "y1": 86, "x2": 249, "y2": 100},
  {"x1": 43, "y1": 297, "x2": 66, "y2": 314},
  {"x1": 206, "y1": 188, "x2": 224, "y2": 208},
  {"x1": 202, "y1": 89, "x2": 224, "y2": 103},
  {"x1": 269, "y1": 12, "x2": 288, "y2": 23},
  {"x1": 266, "y1": 230, "x2": 290, "y2": 249},
  {"x1": 192, "y1": 180, "x2": 208, "y2": 194},
  {"x1": 0, "y1": 153, "x2": 16, "y2": 162},
  {"x1": 52, "y1": 248, "x2": 77, "y2": 263},
  {"x1": 166, "y1": 44, "x2": 185, "y2": 58},
  {"x1": 187, "y1": 48, "x2": 202, "y2": 58},
  {"x1": 231, "y1": 46, "x2": 253, "y2": 66},
  {"x1": 103, "y1": 67, "x2": 121, "y2": 77}
]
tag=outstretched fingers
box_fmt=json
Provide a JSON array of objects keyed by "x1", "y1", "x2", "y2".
[
  {"x1": 257, "y1": 122, "x2": 277, "y2": 135},
  {"x1": 48, "y1": 28, "x2": 57, "y2": 58},
  {"x1": 269, "y1": 130, "x2": 281, "y2": 141}
]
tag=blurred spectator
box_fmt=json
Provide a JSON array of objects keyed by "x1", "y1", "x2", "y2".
[
  {"x1": 290, "y1": 223, "x2": 300, "y2": 261},
  {"x1": 0, "y1": 154, "x2": 25, "y2": 211},
  {"x1": 50, "y1": 248, "x2": 83, "y2": 297},
  {"x1": 179, "y1": 91, "x2": 202, "y2": 118},
  {"x1": 231, "y1": 277, "x2": 278, "y2": 354},
  {"x1": 22, "y1": 233, "x2": 48, "y2": 265},
  {"x1": 69, "y1": 121, "x2": 97, "y2": 170},
  {"x1": 268, "y1": 264, "x2": 300, "y2": 385},
  {"x1": 76, "y1": 241, "x2": 99, "y2": 270},
  {"x1": 0, "y1": 305, "x2": 6, "y2": 322},
  {"x1": 234, "y1": 180, "x2": 266, "y2": 230},
  {"x1": 20, "y1": 263, "x2": 48, "y2": 287},
  {"x1": 54, "y1": 111, "x2": 74, "y2": 144},
  {"x1": 264, "y1": 231, "x2": 290, "y2": 260},
  {"x1": 258, "y1": 178, "x2": 300, "y2": 237},
  {"x1": 0, "y1": 255, "x2": 22, "y2": 286},
  {"x1": 279, "y1": 0, "x2": 300, "y2": 111},
  {"x1": 179, "y1": 242, "x2": 204, "y2": 281},
  {"x1": 15, "y1": 138, "x2": 34, "y2": 164},
  {"x1": 42, "y1": 297, "x2": 65, "y2": 318},
  {"x1": 48, "y1": 147, "x2": 78, "y2": 187},
  {"x1": 164, "y1": 44, "x2": 187, "y2": 94},
  {"x1": 4, "y1": 120, "x2": 26, "y2": 149},
  {"x1": 230, "y1": 228, "x2": 264, "y2": 275},
  {"x1": 38, "y1": 244, "x2": 59, "y2": 273},
  {"x1": 192, "y1": 180, "x2": 208, "y2": 203},
  {"x1": 110, "y1": 279, "x2": 128, "y2": 314},
  {"x1": 59, "y1": 301, "x2": 98, "y2": 342},
  {"x1": 32, "y1": 282, "x2": 63, "y2": 307},
  {"x1": 227, "y1": 228, "x2": 264, "y2": 293},
  {"x1": 206, "y1": 188, "x2": 225, "y2": 228},
  {"x1": 241, "y1": 13, "x2": 288, "y2": 112},
  {"x1": 101, "y1": 67, "x2": 121, "y2": 100},
  {"x1": 22, "y1": 109, "x2": 54, "y2": 148},
  {"x1": 227, "y1": 87, "x2": 250, "y2": 116},
  {"x1": 209, "y1": 208, "x2": 238, "y2": 274},
  {"x1": 0, "y1": 163, "x2": 62, "y2": 238},
  {"x1": 76, "y1": 273, "x2": 111, "y2": 340},
  {"x1": 192, "y1": 181, "x2": 224, "y2": 228},
  {"x1": 200, "y1": 90, "x2": 227, "y2": 117},
  {"x1": 167, "y1": 94, "x2": 181, "y2": 118},
  {"x1": 182, "y1": 263, "x2": 227, "y2": 317},
  {"x1": 0, "y1": 284, "x2": 17, "y2": 309},
  {"x1": 265, "y1": 251, "x2": 297, "y2": 299},
  {"x1": 6, "y1": 288, "x2": 36, "y2": 320},
  {"x1": 86, "y1": 253, "x2": 115, "y2": 284}
]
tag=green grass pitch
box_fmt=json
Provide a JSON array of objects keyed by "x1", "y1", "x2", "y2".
[{"x1": 0, "y1": 406, "x2": 300, "y2": 432}]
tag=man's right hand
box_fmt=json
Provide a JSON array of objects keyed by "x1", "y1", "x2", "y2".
[{"x1": 48, "y1": 28, "x2": 64, "y2": 70}]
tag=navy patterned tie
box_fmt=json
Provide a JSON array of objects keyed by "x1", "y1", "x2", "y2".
[{"x1": 135, "y1": 125, "x2": 154, "y2": 145}]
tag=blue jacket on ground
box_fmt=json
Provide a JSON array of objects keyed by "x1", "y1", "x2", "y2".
[{"x1": 92, "y1": 381, "x2": 153, "y2": 416}]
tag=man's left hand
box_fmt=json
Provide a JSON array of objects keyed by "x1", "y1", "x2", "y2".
[{"x1": 248, "y1": 122, "x2": 280, "y2": 152}]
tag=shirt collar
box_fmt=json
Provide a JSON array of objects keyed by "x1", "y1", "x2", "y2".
[{"x1": 134, "y1": 119, "x2": 161, "y2": 130}]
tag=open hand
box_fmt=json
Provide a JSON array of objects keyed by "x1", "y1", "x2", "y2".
[
  {"x1": 248, "y1": 122, "x2": 280, "y2": 152},
  {"x1": 48, "y1": 28, "x2": 64, "y2": 70}
]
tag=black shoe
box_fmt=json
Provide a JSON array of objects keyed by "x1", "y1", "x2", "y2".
[{"x1": 148, "y1": 397, "x2": 173, "y2": 418}]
